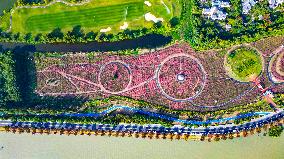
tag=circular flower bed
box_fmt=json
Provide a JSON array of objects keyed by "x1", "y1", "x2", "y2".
[
  {"x1": 99, "y1": 61, "x2": 132, "y2": 93},
  {"x1": 156, "y1": 54, "x2": 206, "y2": 101}
]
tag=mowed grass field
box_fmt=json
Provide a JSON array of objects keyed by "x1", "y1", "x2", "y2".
[
  {"x1": 0, "y1": 0, "x2": 181, "y2": 34},
  {"x1": 225, "y1": 47, "x2": 263, "y2": 82}
]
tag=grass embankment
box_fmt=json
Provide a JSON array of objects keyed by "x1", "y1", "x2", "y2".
[
  {"x1": 225, "y1": 47, "x2": 263, "y2": 82},
  {"x1": 1, "y1": 0, "x2": 181, "y2": 34}
]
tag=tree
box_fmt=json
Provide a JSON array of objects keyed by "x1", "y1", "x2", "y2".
[
  {"x1": 169, "y1": 17, "x2": 180, "y2": 27},
  {"x1": 0, "y1": 51, "x2": 20, "y2": 106},
  {"x1": 47, "y1": 28, "x2": 64, "y2": 40},
  {"x1": 13, "y1": 33, "x2": 21, "y2": 41},
  {"x1": 85, "y1": 31, "x2": 97, "y2": 41},
  {"x1": 98, "y1": 33, "x2": 107, "y2": 41},
  {"x1": 68, "y1": 25, "x2": 85, "y2": 40},
  {"x1": 153, "y1": 21, "x2": 163, "y2": 28},
  {"x1": 268, "y1": 126, "x2": 283, "y2": 137},
  {"x1": 35, "y1": 33, "x2": 44, "y2": 42},
  {"x1": 20, "y1": 0, "x2": 43, "y2": 5},
  {"x1": 24, "y1": 33, "x2": 33, "y2": 43}
]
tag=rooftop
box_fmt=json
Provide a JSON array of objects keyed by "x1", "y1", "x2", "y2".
[{"x1": 202, "y1": 0, "x2": 230, "y2": 20}]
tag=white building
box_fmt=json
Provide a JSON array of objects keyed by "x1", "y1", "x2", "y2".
[
  {"x1": 202, "y1": 0, "x2": 230, "y2": 20},
  {"x1": 225, "y1": 24, "x2": 232, "y2": 31},
  {"x1": 242, "y1": 0, "x2": 257, "y2": 14},
  {"x1": 269, "y1": 0, "x2": 284, "y2": 9}
]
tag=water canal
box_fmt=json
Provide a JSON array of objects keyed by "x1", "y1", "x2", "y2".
[{"x1": 0, "y1": 34, "x2": 172, "y2": 52}]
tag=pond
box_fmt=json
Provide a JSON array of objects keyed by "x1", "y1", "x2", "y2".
[{"x1": 0, "y1": 0, "x2": 17, "y2": 15}]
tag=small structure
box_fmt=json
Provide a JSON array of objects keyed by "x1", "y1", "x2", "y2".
[
  {"x1": 177, "y1": 73, "x2": 186, "y2": 82},
  {"x1": 145, "y1": 12, "x2": 164, "y2": 23},
  {"x1": 144, "y1": 1, "x2": 152, "y2": 7},
  {"x1": 120, "y1": 22, "x2": 128, "y2": 30},
  {"x1": 242, "y1": 0, "x2": 257, "y2": 14},
  {"x1": 225, "y1": 24, "x2": 232, "y2": 31},
  {"x1": 202, "y1": 0, "x2": 230, "y2": 20},
  {"x1": 269, "y1": 0, "x2": 284, "y2": 9},
  {"x1": 263, "y1": 90, "x2": 274, "y2": 98},
  {"x1": 100, "y1": 27, "x2": 111, "y2": 33},
  {"x1": 211, "y1": 0, "x2": 230, "y2": 7}
]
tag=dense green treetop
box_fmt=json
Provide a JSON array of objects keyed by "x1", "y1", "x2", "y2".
[
  {"x1": 268, "y1": 125, "x2": 283, "y2": 137},
  {"x1": 0, "y1": 51, "x2": 20, "y2": 106}
]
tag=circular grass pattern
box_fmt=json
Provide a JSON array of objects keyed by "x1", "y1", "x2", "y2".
[{"x1": 225, "y1": 46, "x2": 263, "y2": 82}]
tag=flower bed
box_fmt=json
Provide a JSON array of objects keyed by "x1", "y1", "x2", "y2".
[
  {"x1": 99, "y1": 62, "x2": 131, "y2": 93},
  {"x1": 157, "y1": 55, "x2": 205, "y2": 101},
  {"x1": 252, "y1": 36, "x2": 284, "y2": 57},
  {"x1": 268, "y1": 51, "x2": 284, "y2": 83},
  {"x1": 35, "y1": 43, "x2": 277, "y2": 110},
  {"x1": 36, "y1": 71, "x2": 78, "y2": 95},
  {"x1": 188, "y1": 50, "x2": 257, "y2": 109}
]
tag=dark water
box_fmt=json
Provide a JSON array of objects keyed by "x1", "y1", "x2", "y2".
[
  {"x1": 0, "y1": 0, "x2": 17, "y2": 15},
  {"x1": 0, "y1": 34, "x2": 172, "y2": 52}
]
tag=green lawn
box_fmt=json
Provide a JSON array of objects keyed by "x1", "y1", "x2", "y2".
[
  {"x1": 0, "y1": 0, "x2": 181, "y2": 34},
  {"x1": 225, "y1": 47, "x2": 263, "y2": 82}
]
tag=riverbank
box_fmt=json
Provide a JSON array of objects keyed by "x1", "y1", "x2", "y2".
[{"x1": 0, "y1": 132, "x2": 283, "y2": 159}]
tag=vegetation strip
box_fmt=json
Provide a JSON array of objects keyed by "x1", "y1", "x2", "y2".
[
  {"x1": 0, "y1": 105, "x2": 273, "y2": 125},
  {"x1": 1, "y1": 110, "x2": 283, "y2": 140}
]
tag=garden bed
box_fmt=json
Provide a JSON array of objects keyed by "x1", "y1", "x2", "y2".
[
  {"x1": 268, "y1": 51, "x2": 284, "y2": 83},
  {"x1": 34, "y1": 43, "x2": 269, "y2": 111}
]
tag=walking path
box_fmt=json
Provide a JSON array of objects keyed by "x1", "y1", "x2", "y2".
[
  {"x1": 1, "y1": 108, "x2": 283, "y2": 135},
  {"x1": 57, "y1": 105, "x2": 272, "y2": 125},
  {"x1": 0, "y1": 105, "x2": 276, "y2": 125},
  {"x1": 267, "y1": 45, "x2": 284, "y2": 83}
]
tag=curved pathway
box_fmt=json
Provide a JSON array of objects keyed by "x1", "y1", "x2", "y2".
[
  {"x1": 64, "y1": 105, "x2": 273, "y2": 125},
  {"x1": 267, "y1": 45, "x2": 284, "y2": 84},
  {"x1": 1, "y1": 105, "x2": 271, "y2": 125},
  {"x1": 1, "y1": 109, "x2": 283, "y2": 135}
]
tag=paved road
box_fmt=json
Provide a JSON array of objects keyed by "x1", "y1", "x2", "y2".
[
  {"x1": 63, "y1": 105, "x2": 273, "y2": 125},
  {"x1": 1, "y1": 109, "x2": 283, "y2": 135},
  {"x1": 0, "y1": 105, "x2": 273, "y2": 125}
]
